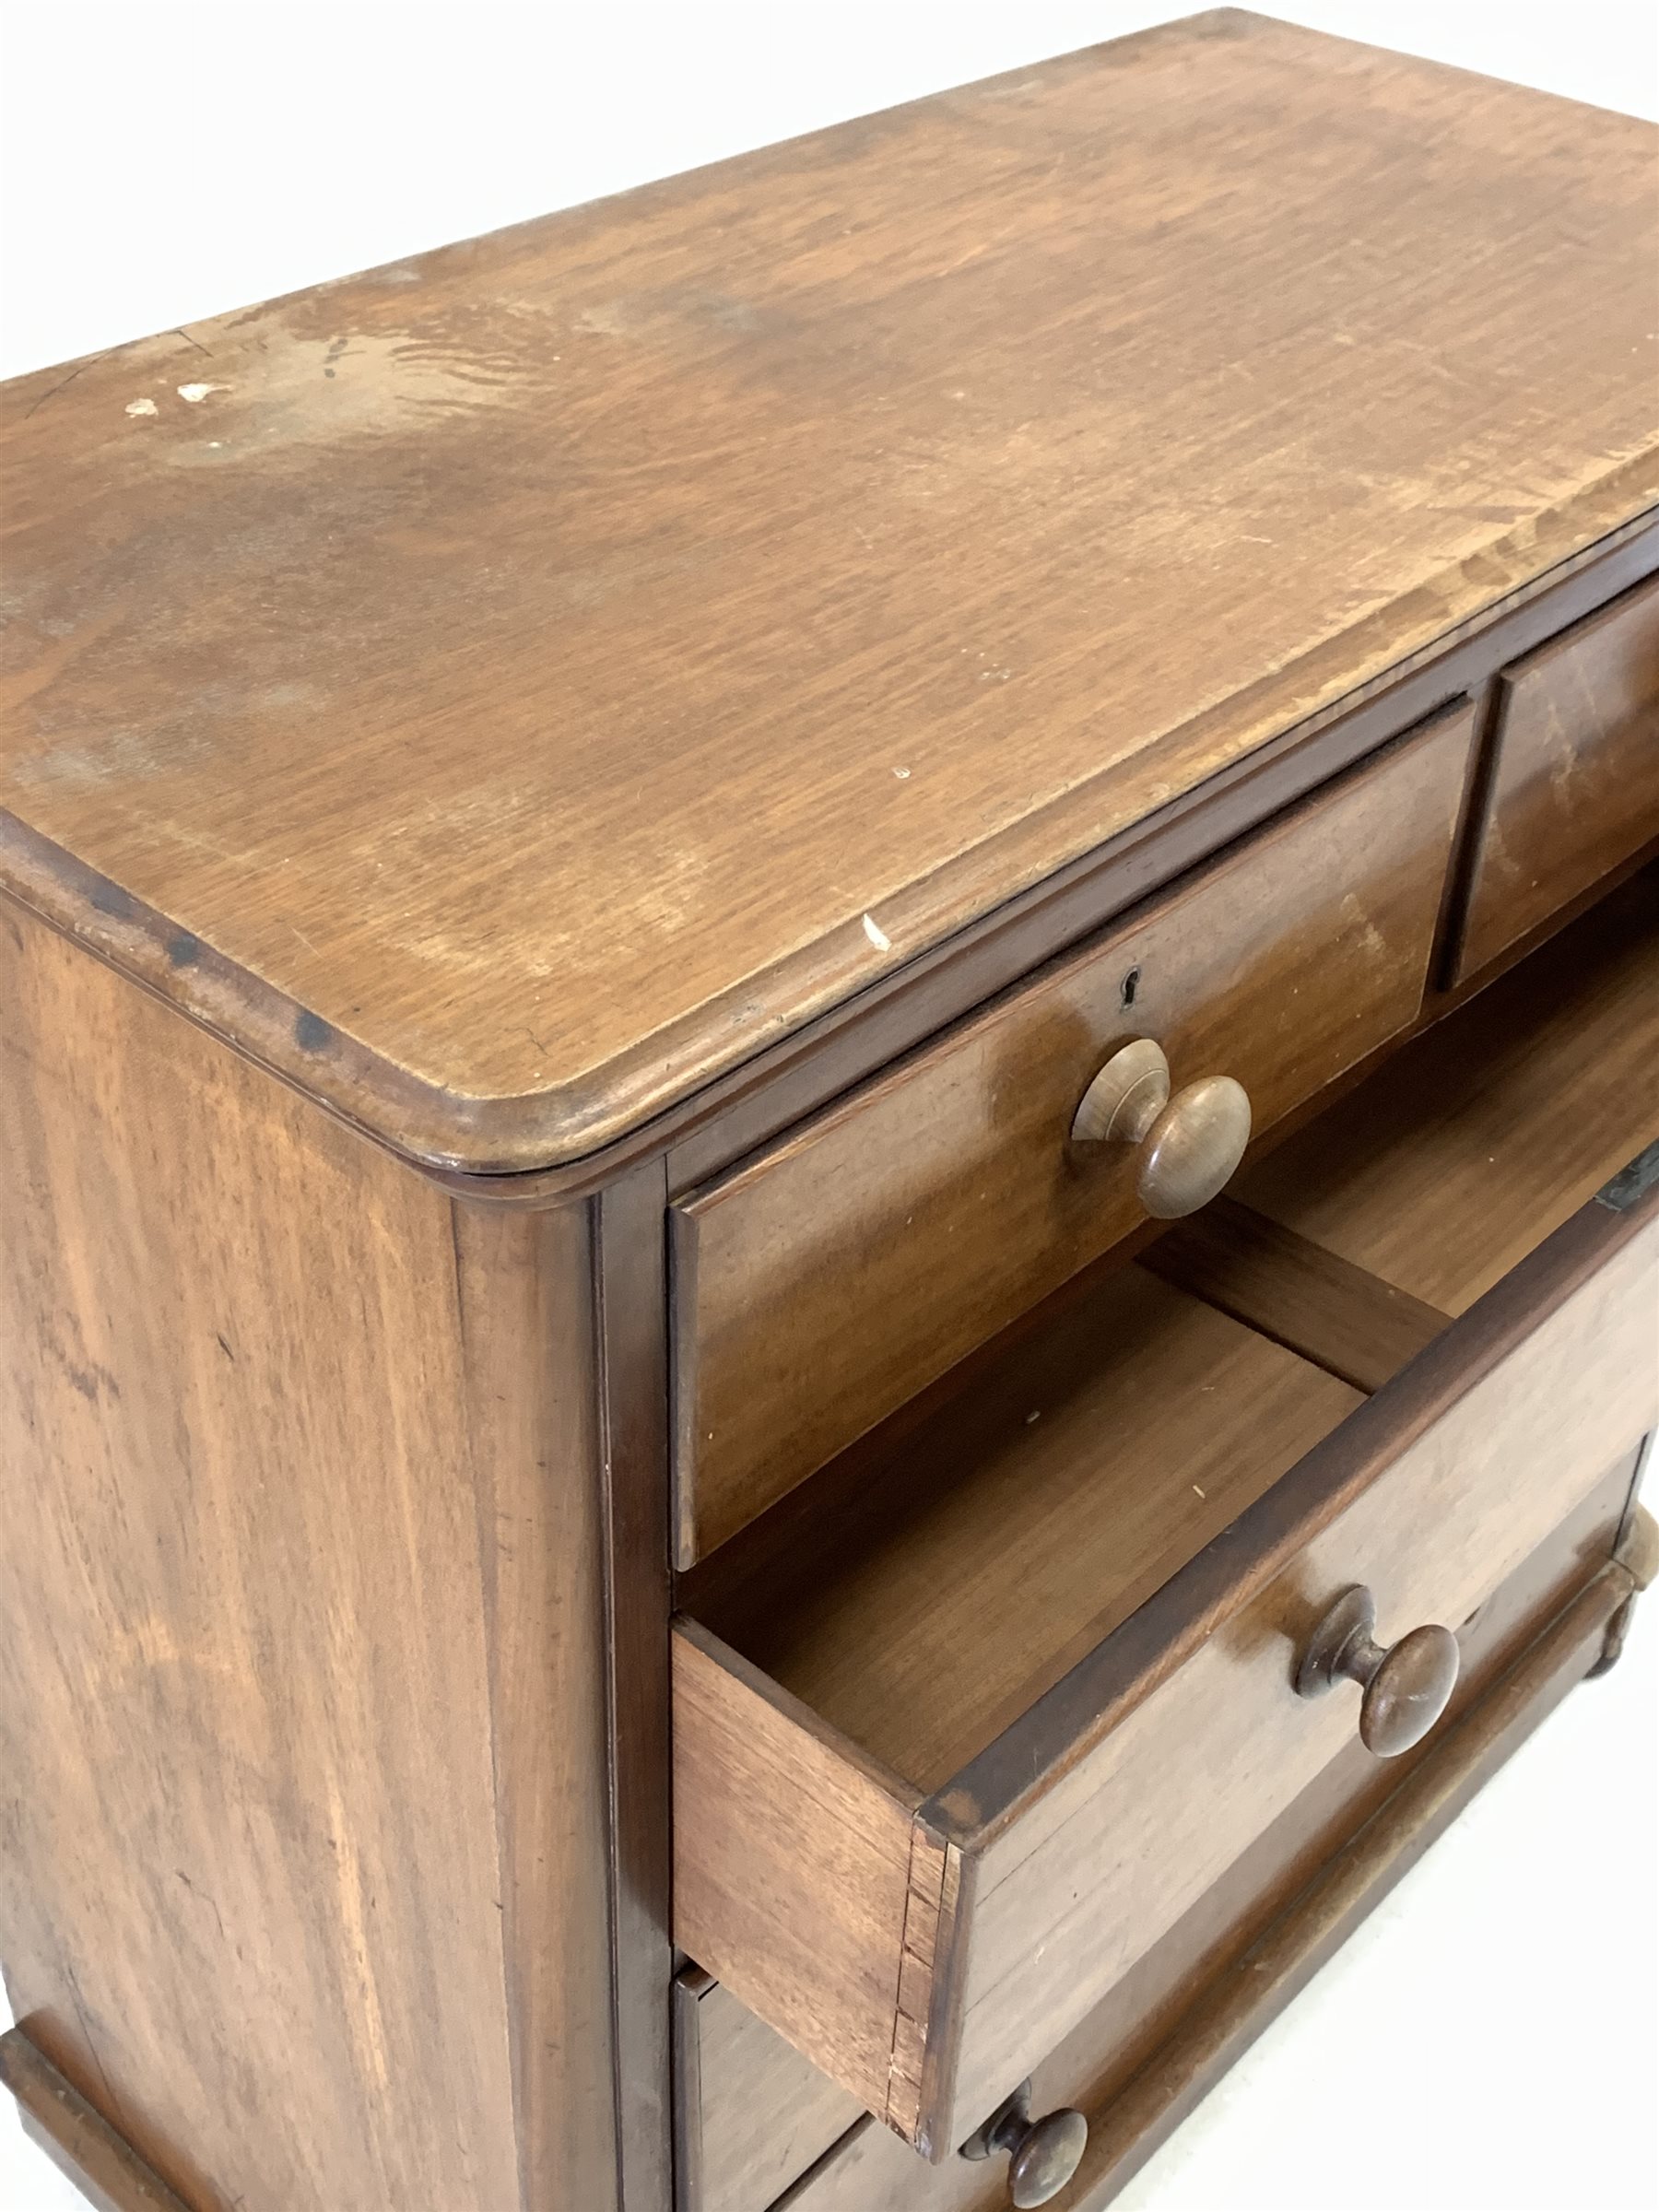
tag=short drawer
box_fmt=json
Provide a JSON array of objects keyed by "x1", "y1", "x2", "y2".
[
  {"x1": 672, "y1": 704, "x2": 1474, "y2": 1563},
  {"x1": 672, "y1": 877, "x2": 1659, "y2": 2166},
  {"x1": 1454, "y1": 571, "x2": 1659, "y2": 983}
]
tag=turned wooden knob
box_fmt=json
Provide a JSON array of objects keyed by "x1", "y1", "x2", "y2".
[
  {"x1": 1296, "y1": 1586, "x2": 1460, "y2": 1757},
  {"x1": 960, "y1": 2079, "x2": 1088, "y2": 2206},
  {"x1": 1070, "y1": 1039, "x2": 1251, "y2": 1218}
]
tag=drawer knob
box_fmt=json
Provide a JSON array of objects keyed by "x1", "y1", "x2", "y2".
[
  {"x1": 1070, "y1": 1039, "x2": 1251, "y2": 1218},
  {"x1": 1295, "y1": 1585, "x2": 1460, "y2": 1758},
  {"x1": 960, "y1": 2078, "x2": 1088, "y2": 2207}
]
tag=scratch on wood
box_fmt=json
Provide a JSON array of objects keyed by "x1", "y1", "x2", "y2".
[{"x1": 22, "y1": 356, "x2": 102, "y2": 420}]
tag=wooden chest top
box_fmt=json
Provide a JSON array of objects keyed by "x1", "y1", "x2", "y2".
[{"x1": 2, "y1": 9, "x2": 1655, "y2": 1171}]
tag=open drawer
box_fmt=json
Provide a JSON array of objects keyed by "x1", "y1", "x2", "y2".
[{"x1": 672, "y1": 875, "x2": 1659, "y2": 2166}]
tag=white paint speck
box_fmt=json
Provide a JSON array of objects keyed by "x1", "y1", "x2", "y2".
[
  {"x1": 1193, "y1": 1484, "x2": 1206, "y2": 1498},
  {"x1": 861, "y1": 912, "x2": 891, "y2": 952},
  {"x1": 176, "y1": 382, "x2": 228, "y2": 404},
  {"x1": 124, "y1": 397, "x2": 159, "y2": 418},
  {"x1": 892, "y1": 766, "x2": 911, "y2": 780}
]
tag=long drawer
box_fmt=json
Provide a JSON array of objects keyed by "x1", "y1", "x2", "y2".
[
  {"x1": 672, "y1": 876, "x2": 1659, "y2": 2168},
  {"x1": 712, "y1": 1465, "x2": 1643, "y2": 2212},
  {"x1": 672, "y1": 705, "x2": 1474, "y2": 1564}
]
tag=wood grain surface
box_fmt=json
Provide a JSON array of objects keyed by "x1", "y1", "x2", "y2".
[
  {"x1": 1238, "y1": 870, "x2": 1659, "y2": 1312},
  {"x1": 594, "y1": 1163, "x2": 677, "y2": 2212},
  {"x1": 449, "y1": 1196, "x2": 623, "y2": 2212},
  {"x1": 1456, "y1": 572, "x2": 1659, "y2": 981},
  {"x1": 3, "y1": 13, "x2": 1655, "y2": 1171},
  {"x1": 674, "y1": 712, "x2": 1468, "y2": 1561},
  {"x1": 0, "y1": 894, "x2": 618, "y2": 2211}
]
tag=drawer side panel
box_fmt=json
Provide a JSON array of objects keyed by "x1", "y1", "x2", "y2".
[{"x1": 672, "y1": 1622, "x2": 922, "y2": 2122}]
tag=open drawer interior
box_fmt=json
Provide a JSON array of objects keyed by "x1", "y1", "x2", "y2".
[
  {"x1": 673, "y1": 868, "x2": 1659, "y2": 2153},
  {"x1": 688, "y1": 1258, "x2": 1363, "y2": 1793}
]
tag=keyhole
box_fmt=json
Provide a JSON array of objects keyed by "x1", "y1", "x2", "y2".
[{"x1": 1120, "y1": 965, "x2": 1141, "y2": 1010}]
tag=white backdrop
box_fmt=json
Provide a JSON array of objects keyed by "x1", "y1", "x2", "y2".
[{"x1": 1, "y1": 6, "x2": 1656, "y2": 2210}]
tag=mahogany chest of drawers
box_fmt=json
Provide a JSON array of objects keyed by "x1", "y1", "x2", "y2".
[{"x1": 1, "y1": 13, "x2": 1655, "y2": 2211}]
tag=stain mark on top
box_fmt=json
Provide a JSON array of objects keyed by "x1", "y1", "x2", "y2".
[
  {"x1": 167, "y1": 931, "x2": 203, "y2": 968},
  {"x1": 294, "y1": 1009, "x2": 333, "y2": 1051}
]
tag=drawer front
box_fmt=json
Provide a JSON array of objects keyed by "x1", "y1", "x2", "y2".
[
  {"x1": 672, "y1": 1189, "x2": 1658, "y2": 2160},
  {"x1": 1457, "y1": 573, "x2": 1659, "y2": 982},
  {"x1": 673, "y1": 706, "x2": 1473, "y2": 1562},
  {"x1": 676, "y1": 1971, "x2": 864, "y2": 2212}
]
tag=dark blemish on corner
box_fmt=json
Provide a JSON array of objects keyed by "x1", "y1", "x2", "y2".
[
  {"x1": 1120, "y1": 965, "x2": 1141, "y2": 1009},
  {"x1": 294, "y1": 1010, "x2": 332, "y2": 1052},
  {"x1": 168, "y1": 931, "x2": 202, "y2": 968},
  {"x1": 89, "y1": 877, "x2": 135, "y2": 921}
]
